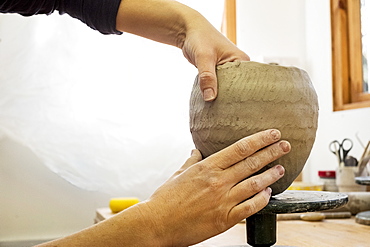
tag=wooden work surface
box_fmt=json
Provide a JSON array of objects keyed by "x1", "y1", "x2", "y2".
[{"x1": 95, "y1": 208, "x2": 369, "y2": 247}]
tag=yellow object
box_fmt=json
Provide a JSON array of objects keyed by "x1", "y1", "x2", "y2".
[
  {"x1": 109, "y1": 197, "x2": 140, "y2": 213},
  {"x1": 287, "y1": 182, "x2": 323, "y2": 191}
]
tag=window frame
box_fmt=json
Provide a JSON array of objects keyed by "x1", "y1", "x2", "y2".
[
  {"x1": 331, "y1": 0, "x2": 370, "y2": 111},
  {"x1": 222, "y1": 0, "x2": 237, "y2": 44}
]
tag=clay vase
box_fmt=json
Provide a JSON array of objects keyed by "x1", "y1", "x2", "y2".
[{"x1": 189, "y1": 61, "x2": 319, "y2": 195}]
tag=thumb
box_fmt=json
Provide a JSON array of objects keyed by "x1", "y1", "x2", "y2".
[
  {"x1": 197, "y1": 59, "x2": 218, "y2": 101},
  {"x1": 172, "y1": 149, "x2": 203, "y2": 177},
  {"x1": 183, "y1": 149, "x2": 203, "y2": 169}
]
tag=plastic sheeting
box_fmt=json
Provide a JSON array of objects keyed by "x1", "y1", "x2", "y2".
[{"x1": 0, "y1": 1, "x2": 224, "y2": 198}]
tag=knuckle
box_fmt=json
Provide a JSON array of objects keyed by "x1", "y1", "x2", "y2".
[
  {"x1": 244, "y1": 157, "x2": 261, "y2": 172},
  {"x1": 267, "y1": 145, "x2": 279, "y2": 156},
  {"x1": 194, "y1": 163, "x2": 224, "y2": 192},
  {"x1": 234, "y1": 140, "x2": 252, "y2": 157},
  {"x1": 267, "y1": 143, "x2": 286, "y2": 160},
  {"x1": 207, "y1": 176, "x2": 224, "y2": 192},
  {"x1": 198, "y1": 71, "x2": 215, "y2": 86},
  {"x1": 193, "y1": 162, "x2": 209, "y2": 174},
  {"x1": 248, "y1": 177, "x2": 262, "y2": 192},
  {"x1": 257, "y1": 129, "x2": 281, "y2": 148},
  {"x1": 244, "y1": 195, "x2": 270, "y2": 218},
  {"x1": 244, "y1": 202, "x2": 258, "y2": 217}
]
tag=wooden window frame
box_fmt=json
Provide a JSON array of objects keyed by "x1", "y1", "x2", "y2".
[
  {"x1": 222, "y1": 1, "x2": 370, "y2": 112},
  {"x1": 222, "y1": 0, "x2": 237, "y2": 44},
  {"x1": 331, "y1": 0, "x2": 370, "y2": 111}
]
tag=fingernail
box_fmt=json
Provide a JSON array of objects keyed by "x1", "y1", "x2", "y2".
[
  {"x1": 270, "y1": 129, "x2": 280, "y2": 140},
  {"x1": 191, "y1": 149, "x2": 196, "y2": 156},
  {"x1": 203, "y1": 88, "x2": 215, "y2": 101},
  {"x1": 279, "y1": 141, "x2": 291, "y2": 152},
  {"x1": 265, "y1": 187, "x2": 272, "y2": 196},
  {"x1": 275, "y1": 165, "x2": 285, "y2": 176}
]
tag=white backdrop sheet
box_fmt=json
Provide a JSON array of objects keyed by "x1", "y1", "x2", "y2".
[{"x1": 0, "y1": 1, "x2": 224, "y2": 198}]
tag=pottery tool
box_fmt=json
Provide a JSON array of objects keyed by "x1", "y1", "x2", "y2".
[
  {"x1": 329, "y1": 138, "x2": 353, "y2": 166},
  {"x1": 109, "y1": 197, "x2": 140, "y2": 213},
  {"x1": 357, "y1": 155, "x2": 370, "y2": 176},
  {"x1": 356, "y1": 141, "x2": 370, "y2": 176},
  {"x1": 277, "y1": 211, "x2": 351, "y2": 221}
]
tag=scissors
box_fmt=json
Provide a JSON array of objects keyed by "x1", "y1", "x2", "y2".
[{"x1": 329, "y1": 138, "x2": 353, "y2": 166}]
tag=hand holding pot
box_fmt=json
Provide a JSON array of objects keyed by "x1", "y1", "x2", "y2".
[
  {"x1": 181, "y1": 26, "x2": 250, "y2": 101},
  {"x1": 141, "y1": 129, "x2": 289, "y2": 246},
  {"x1": 37, "y1": 129, "x2": 289, "y2": 247},
  {"x1": 116, "y1": 0, "x2": 249, "y2": 102}
]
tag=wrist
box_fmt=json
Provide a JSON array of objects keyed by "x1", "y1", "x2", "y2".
[
  {"x1": 135, "y1": 200, "x2": 172, "y2": 247},
  {"x1": 115, "y1": 0, "x2": 206, "y2": 49}
]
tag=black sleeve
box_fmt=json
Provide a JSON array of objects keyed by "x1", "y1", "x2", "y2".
[{"x1": 0, "y1": 0, "x2": 123, "y2": 35}]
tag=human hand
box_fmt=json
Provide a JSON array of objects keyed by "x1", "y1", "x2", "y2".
[
  {"x1": 141, "y1": 129, "x2": 290, "y2": 247},
  {"x1": 35, "y1": 129, "x2": 289, "y2": 247},
  {"x1": 181, "y1": 22, "x2": 249, "y2": 102},
  {"x1": 116, "y1": 0, "x2": 248, "y2": 102}
]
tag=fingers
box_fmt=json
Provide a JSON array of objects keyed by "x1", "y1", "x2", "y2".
[
  {"x1": 227, "y1": 140, "x2": 291, "y2": 183},
  {"x1": 228, "y1": 187, "x2": 273, "y2": 222},
  {"x1": 226, "y1": 141, "x2": 290, "y2": 223},
  {"x1": 188, "y1": 37, "x2": 250, "y2": 102},
  {"x1": 203, "y1": 129, "x2": 282, "y2": 170},
  {"x1": 228, "y1": 165, "x2": 285, "y2": 205}
]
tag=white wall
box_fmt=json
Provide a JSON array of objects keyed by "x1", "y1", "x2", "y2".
[
  {"x1": 236, "y1": 0, "x2": 307, "y2": 68},
  {"x1": 0, "y1": 136, "x2": 111, "y2": 242},
  {"x1": 236, "y1": 0, "x2": 370, "y2": 183}
]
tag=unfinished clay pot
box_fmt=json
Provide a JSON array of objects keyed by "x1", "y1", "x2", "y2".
[{"x1": 189, "y1": 61, "x2": 319, "y2": 195}]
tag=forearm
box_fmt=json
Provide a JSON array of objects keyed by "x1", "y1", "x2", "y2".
[
  {"x1": 36, "y1": 202, "x2": 163, "y2": 247},
  {"x1": 36, "y1": 130, "x2": 288, "y2": 247},
  {"x1": 115, "y1": 0, "x2": 215, "y2": 48}
]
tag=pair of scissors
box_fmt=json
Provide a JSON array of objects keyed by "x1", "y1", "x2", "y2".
[{"x1": 329, "y1": 138, "x2": 353, "y2": 166}]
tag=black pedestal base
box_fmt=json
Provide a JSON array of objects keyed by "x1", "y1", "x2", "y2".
[{"x1": 246, "y1": 191, "x2": 348, "y2": 247}]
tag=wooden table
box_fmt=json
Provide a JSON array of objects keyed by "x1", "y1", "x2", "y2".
[{"x1": 95, "y1": 208, "x2": 370, "y2": 247}]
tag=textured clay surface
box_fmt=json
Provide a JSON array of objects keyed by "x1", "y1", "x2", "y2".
[{"x1": 189, "y1": 61, "x2": 319, "y2": 195}]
